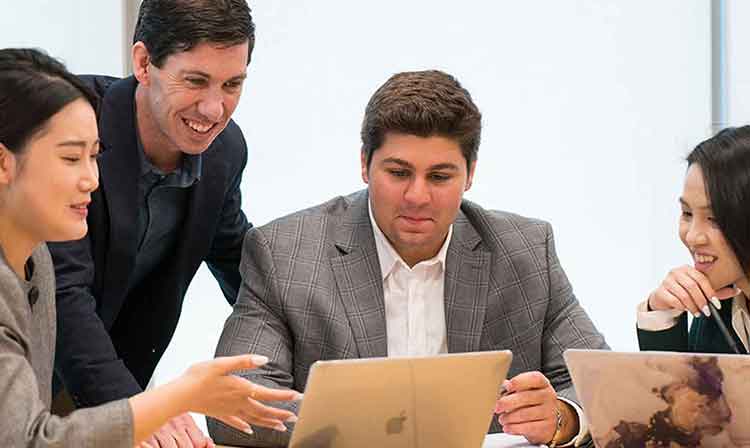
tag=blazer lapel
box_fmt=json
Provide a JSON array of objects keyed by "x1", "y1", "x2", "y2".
[
  {"x1": 444, "y1": 209, "x2": 490, "y2": 353},
  {"x1": 96, "y1": 77, "x2": 140, "y2": 325},
  {"x1": 330, "y1": 191, "x2": 388, "y2": 358}
]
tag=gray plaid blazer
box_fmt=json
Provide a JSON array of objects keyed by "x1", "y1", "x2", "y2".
[{"x1": 209, "y1": 190, "x2": 607, "y2": 447}]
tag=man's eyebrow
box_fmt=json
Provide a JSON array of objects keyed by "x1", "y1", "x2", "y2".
[
  {"x1": 180, "y1": 70, "x2": 247, "y2": 81},
  {"x1": 429, "y1": 163, "x2": 459, "y2": 171},
  {"x1": 381, "y1": 158, "x2": 414, "y2": 169}
]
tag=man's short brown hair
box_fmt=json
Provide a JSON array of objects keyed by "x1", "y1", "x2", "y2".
[{"x1": 360, "y1": 70, "x2": 482, "y2": 169}]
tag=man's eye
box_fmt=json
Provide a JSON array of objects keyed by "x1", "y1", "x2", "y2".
[
  {"x1": 681, "y1": 211, "x2": 692, "y2": 219},
  {"x1": 430, "y1": 173, "x2": 450, "y2": 182},
  {"x1": 388, "y1": 170, "x2": 409, "y2": 178},
  {"x1": 62, "y1": 157, "x2": 80, "y2": 163},
  {"x1": 186, "y1": 78, "x2": 206, "y2": 86},
  {"x1": 224, "y1": 80, "x2": 243, "y2": 91}
]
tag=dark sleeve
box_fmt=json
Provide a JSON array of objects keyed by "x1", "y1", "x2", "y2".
[
  {"x1": 637, "y1": 313, "x2": 690, "y2": 352},
  {"x1": 205, "y1": 133, "x2": 252, "y2": 306},
  {"x1": 540, "y1": 223, "x2": 609, "y2": 403},
  {"x1": 49, "y1": 238, "x2": 143, "y2": 406},
  {"x1": 208, "y1": 228, "x2": 297, "y2": 448}
]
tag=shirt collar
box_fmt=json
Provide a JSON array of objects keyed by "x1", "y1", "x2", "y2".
[{"x1": 368, "y1": 200, "x2": 452, "y2": 281}]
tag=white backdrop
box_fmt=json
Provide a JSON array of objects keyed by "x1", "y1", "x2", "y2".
[{"x1": 2, "y1": 0, "x2": 720, "y2": 432}]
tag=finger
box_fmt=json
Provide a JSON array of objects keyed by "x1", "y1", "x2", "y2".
[
  {"x1": 170, "y1": 428, "x2": 193, "y2": 448},
  {"x1": 651, "y1": 287, "x2": 688, "y2": 313},
  {"x1": 683, "y1": 267, "x2": 716, "y2": 302},
  {"x1": 662, "y1": 278, "x2": 700, "y2": 316},
  {"x1": 506, "y1": 371, "x2": 550, "y2": 393},
  {"x1": 495, "y1": 388, "x2": 552, "y2": 414},
  {"x1": 674, "y1": 271, "x2": 710, "y2": 314},
  {"x1": 143, "y1": 436, "x2": 158, "y2": 448},
  {"x1": 183, "y1": 423, "x2": 208, "y2": 448},
  {"x1": 715, "y1": 286, "x2": 742, "y2": 302},
  {"x1": 244, "y1": 381, "x2": 303, "y2": 402},
  {"x1": 216, "y1": 415, "x2": 254, "y2": 435},
  {"x1": 498, "y1": 403, "x2": 554, "y2": 426},
  {"x1": 212, "y1": 354, "x2": 269, "y2": 375},
  {"x1": 502, "y1": 418, "x2": 556, "y2": 445},
  {"x1": 237, "y1": 411, "x2": 288, "y2": 432},
  {"x1": 154, "y1": 431, "x2": 178, "y2": 448},
  {"x1": 245, "y1": 397, "x2": 298, "y2": 421}
]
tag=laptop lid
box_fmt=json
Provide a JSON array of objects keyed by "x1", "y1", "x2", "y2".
[
  {"x1": 289, "y1": 350, "x2": 512, "y2": 448},
  {"x1": 564, "y1": 350, "x2": 750, "y2": 447}
]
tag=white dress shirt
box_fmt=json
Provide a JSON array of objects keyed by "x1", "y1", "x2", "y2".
[
  {"x1": 369, "y1": 205, "x2": 451, "y2": 357},
  {"x1": 368, "y1": 204, "x2": 588, "y2": 446},
  {"x1": 637, "y1": 293, "x2": 750, "y2": 352}
]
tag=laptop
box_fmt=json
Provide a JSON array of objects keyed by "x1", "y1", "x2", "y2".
[
  {"x1": 564, "y1": 350, "x2": 750, "y2": 447},
  {"x1": 288, "y1": 351, "x2": 512, "y2": 448}
]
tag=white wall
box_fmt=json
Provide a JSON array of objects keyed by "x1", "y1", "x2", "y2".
[
  {"x1": 0, "y1": 1, "x2": 124, "y2": 76},
  {"x1": 727, "y1": 0, "x2": 750, "y2": 124},
  {"x1": 2, "y1": 0, "x2": 716, "y2": 431}
]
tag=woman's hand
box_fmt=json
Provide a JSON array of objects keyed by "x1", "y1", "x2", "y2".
[
  {"x1": 179, "y1": 354, "x2": 301, "y2": 434},
  {"x1": 647, "y1": 265, "x2": 739, "y2": 316}
]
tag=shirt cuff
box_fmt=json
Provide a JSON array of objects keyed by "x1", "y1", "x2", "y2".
[
  {"x1": 636, "y1": 300, "x2": 684, "y2": 331},
  {"x1": 556, "y1": 397, "x2": 587, "y2": 447}
]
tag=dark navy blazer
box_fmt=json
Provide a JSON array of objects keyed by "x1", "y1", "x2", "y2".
[{"x1": 49, "y1": 76, "x2": 251, "y2": 406}]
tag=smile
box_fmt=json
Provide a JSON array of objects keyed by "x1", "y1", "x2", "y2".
[{"x1": 182, "y1": 118, "x2": 215, "y2": 134}]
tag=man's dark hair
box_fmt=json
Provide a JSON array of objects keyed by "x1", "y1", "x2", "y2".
[
  {"x1": 687, "y1": 125, "x2": 750, "y2": 272},
  {"x1": 0, "y1": 48, "x2": 97, "y2": 154},
  {"x1": 133, "y1": 0, "x2": 255, "y2": 67},
  {"x1": 360, "y1": 69, "x2": 482, "y2": 170}
]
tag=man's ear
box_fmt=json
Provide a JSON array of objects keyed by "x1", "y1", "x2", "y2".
[
  {"x1": 465, "y1": 160, "x2": 477, "y2": 191},
  {"x1": 0, "y1": 143, "x2": 18, "y2": 186},
  {"x1": 132, "y1": 42, "x2": 152, "y2": 85},
  {"x1": 360, "y1": 150, "x2": 369, "y2": 184}
]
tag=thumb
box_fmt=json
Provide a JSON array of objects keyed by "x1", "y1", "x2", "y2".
[
  {"x1": 212, "y1": 354, "x2": 269, "y2": 375},
  {"x1": 715, "y1": 286, "x2": 742, "y2": 301}
]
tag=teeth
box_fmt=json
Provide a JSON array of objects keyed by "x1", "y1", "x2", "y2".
[
  {"x1": 184, "y1": 119, "x2": 212, "y2": 133},
  {"x1": 695, "y1": 254, "x2": 716, "y2": 263}
]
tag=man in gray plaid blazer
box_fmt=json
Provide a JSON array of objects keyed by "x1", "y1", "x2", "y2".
[{"x1": 210, "y1": 70, "x2": 607, "y2": 447}]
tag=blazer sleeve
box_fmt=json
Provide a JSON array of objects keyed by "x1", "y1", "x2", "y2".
[
  {"x1": 540, "y1": 223, "x2": 609, "y2": 404},
  {"x1": 208, "y1": 227, "x2": 298, "y2": 448},
  {"x1": 49, "y1": 237, "x2": 143, "y2": 406},
  {"x1": 0, "y1": 297, "x2": 133, "y2": 447},
  {"x1": 637, "y1": 313, "x2": 690, "y2": 352},
  {"x1": 205, "y1": 131, "x2": 252, "y2": 306}
]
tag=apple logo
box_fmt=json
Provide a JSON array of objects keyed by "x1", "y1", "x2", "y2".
[{"x1": 386, "y1": 411, "x2": 408, "y2": 435}]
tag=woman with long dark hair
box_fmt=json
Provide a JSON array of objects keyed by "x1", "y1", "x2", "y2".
[
  {"x1": 0, "y1": 48, "x2": 298, "y2": 447},
  {"x1": 638, "y1": 126, "x2": 750, "y2": 353}
]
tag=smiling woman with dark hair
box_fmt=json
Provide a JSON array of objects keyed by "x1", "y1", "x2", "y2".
[
  {"x1": 0, "y1": 48, "x2": 298, "y2": 447},
  {"x1": 638, "y1": 126, "x2": 750, "y2": 354}
]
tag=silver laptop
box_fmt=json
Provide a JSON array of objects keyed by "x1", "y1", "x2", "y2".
[
  {"x1": 289, "y1": 351, "x2": 512, "y2": 448},
  {"x1": 564, "y1": 350, "x2": 750, "y2": 447}
]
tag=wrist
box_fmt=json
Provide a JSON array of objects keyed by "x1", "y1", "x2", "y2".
[
  {"x1": 163, "y1": 376, "x2": 195, "y2": 415},
  {"x1": 549, "y1": 400, "x2": 579, "y2": 447}
]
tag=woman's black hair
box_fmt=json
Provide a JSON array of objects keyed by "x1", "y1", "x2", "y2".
[
  {"x1": 0, "y1": 48, "x2": 97, "y2": 154},
  {"x1": 687, "y1": 125, "x2": 750, "y2": 272}
]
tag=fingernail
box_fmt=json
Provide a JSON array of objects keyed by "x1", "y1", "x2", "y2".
[
  {"x1": 711, "y1": 296, "x2": 722, "y2": 310},
  {"x1": 250, "y1": 355, "x2": 269, "y2": 366},
  {"x1": 702, "y1": 305, "x2": 711, "y2": 317},
  {"x1": 736, "y1": 287, "x2": 743, "y2": 296},
  {"x1": 285, "y1": 415, "x2": 299, "y2": 423},
  {"x1": 243, "y1": 426, "x2": 254, "y2": 435},
  {"x1": 693, "y1": 311, "x2": 701, "y2": 318},
  {"x1": 274, "y1": 423, "x2": 288, "y2": 432},
  {"x1": 293, "y1": 393, "x2": 304, "y2": 401}
]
